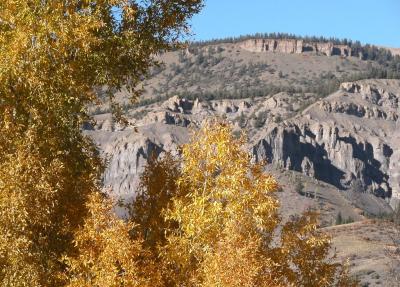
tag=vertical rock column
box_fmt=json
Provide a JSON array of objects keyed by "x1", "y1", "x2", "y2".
[{"x1": 389, "y1": 128, "x2": 400, "y2": 209}]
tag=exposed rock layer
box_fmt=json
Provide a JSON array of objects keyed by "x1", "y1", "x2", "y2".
[
  {"x1": 88, "y1": 79, "x2": 400, "y2": 211},
  {"x1": 252, "y1": 80, "x2": 400, "y2": 208},
  {"x1": 239, "y1": 38, "x2": 355, "y2": 57}
]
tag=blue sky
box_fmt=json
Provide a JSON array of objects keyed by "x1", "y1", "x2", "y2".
[{"x1": 189, "y1": 0, "x2": 400, "y2": 47}]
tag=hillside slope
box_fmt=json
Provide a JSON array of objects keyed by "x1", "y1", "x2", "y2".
[
  {"x1": 86, "y1": 78, "x2": 399, "y2": 220},
  {"x1": 84, "y1": 35, "x2": 400, "y2": 286},
  {"x1": 86, "y1": 37, "x2": 400, "y2": 217},
  {"x1": 92, "y1": 36, "x2": 400, "y2": 115}
]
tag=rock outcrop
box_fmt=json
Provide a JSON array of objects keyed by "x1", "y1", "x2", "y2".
[
  {"x1": 238, "y1": 38, "x2": 354, "y2": 57},
  {"x1": 252, "y1": 79, "x2": 400, "y2": 208},
  {"x1": 86, "y1": 124, "x2": 189, "y2": 200},
  {"x1": 253, "y1": 122, "x2": 392, "y2": 196},
  {"x1": 88, "y1": 79, "x2": 400, "y2": 212},
  {"x1": 388, "y1": 131, "x2": 400, "y2": 209}
]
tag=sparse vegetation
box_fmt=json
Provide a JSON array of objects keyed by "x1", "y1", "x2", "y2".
[
  {"x1": 102, "y1": 40, "x2": 400, "y2": 116},
  {"x1": 236, "y1": 112, "x2": 247, "y2": 128},
  {"x1": 132, "y1": 109, "x2": 150, "y2": 119},
  {"x1": 253, "y1": 111, "x2": 268, "y2": 128},
  {"x1": 336, "y1": 212, "x2": 355, "y2": 225},
  {"x1": 274, "y1": 114, "x2": 283, "y2": 123},
  {"x1": 394, "y1": 203, "x2": 400, "y2": 225},
  {"x1": 190, "y1": 33, "x2": 400, "y2": 73}
]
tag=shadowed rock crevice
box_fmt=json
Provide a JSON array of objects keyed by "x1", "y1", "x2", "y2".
[
  {"x1": 254, "y1": 123, "x2": 394, "y2": 198},
  {"x1": 254, "y1": 127, "x2": 347, "y2": 190}
]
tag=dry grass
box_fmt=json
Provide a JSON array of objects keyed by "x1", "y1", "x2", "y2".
[{"x1": 324, "y1": 220, "x2": 400, "y2": 286}]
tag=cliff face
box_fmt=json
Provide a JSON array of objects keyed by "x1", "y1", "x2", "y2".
[
  {"x1": 253, "y1": 121, "x2": 393, "y2": 197},
  {"x1": 253, "y1": 80, "x2": 400, "y2": 208},
  {"x1": 388, "y1": 132, "x2": 400, "y2": 209},
  {"x1": 238, "y1": 38, "x2": 354, "y2": 57},
  {"x1": 87, "y1": 123, "x2": 189, "y2": 200},
  {"x1": 87, "y1": 79, "x2": 400, "y2": 214}
]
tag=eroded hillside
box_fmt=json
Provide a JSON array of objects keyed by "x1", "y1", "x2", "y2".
[
  {"x1": 85, "y1": 79, "x2": 399, "y2": 221},
  {"x1": 83, "y1": 38, "x2": 400, "y2": 284},
  {"x1": 92, "y1": 37, "x2": 400, "y2": 116}
]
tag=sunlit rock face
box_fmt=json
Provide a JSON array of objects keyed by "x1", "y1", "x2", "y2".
[
  {"x1": 87, "y1": 79, "x2": 400, "y2": 212},
  {"x1": 238, "y1": 38, "x2": 353, "y2": 57},
  {"x1": 253, "y1": 79, "x2": 400, "y2": 208}
]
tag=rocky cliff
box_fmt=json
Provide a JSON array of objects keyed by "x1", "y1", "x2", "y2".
[
  {"x1": 252, "y1": 79, "x2": 400, "y2": 208},
  {"x1": 238, "y1": 38, "x2": 355, "y2": 57},
  {"x1": 87, "y1": 79, "x2": 400, "y2": 215}
]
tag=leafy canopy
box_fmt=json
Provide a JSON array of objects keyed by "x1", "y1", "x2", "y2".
[
  {"x1": 133, "y1": 121, "x2": 359, "y2": 286},
  {"x1": 62, "y1": 192, "x2": 162, "y2": 287},
  {"x1": 0, "y1": 1, "x2": 202, "y2": 286}
]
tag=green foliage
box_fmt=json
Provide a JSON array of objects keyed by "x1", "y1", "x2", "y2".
[
  {"x1": 254, "y1": 111, "x2": 268, "y2": 128},
  {"x1": 274, "y1": 114, "x2": 283, "y2": 123},
  {"x1": 394, "y1": 203, "x2": 400, "y2": 225},
  {"x1": 336, "y1": 212, "x2": 343, "y2": 225},
  {"x1": 190, "y1": 32, "x2": 357, "y2": 47},
  {"x1": 237, "y1": 112, "x2": 247, "y2": 128}
]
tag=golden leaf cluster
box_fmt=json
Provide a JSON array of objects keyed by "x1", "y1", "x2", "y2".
[
  {"x1": 0, "y1": 0, "x2": 358, "y2": 285},
  {"x1": 131, "y1": 121, "x2": 359, "y2": 287},
  {"x1": 62, "y1": 192, "x2": 161, "y2": 287},
  {"x1": 0, "y1": 1, "x2": 202, "y2": 286}
]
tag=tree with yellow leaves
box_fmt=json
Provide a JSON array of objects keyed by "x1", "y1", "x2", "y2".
[
  {"x1": 0, "y1": 1, "x2": 202, "y2": 286},
  {"x1": 130, "y1": 153, "x2": 181, "y2": 252},
  {"x1": 133, "y1": 121, "x2": 358, "y2": 286},
  {"x1": 62, "y1": 192, "x2": 162, "y2": 287}
]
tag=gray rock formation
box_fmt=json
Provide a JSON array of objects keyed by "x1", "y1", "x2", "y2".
[
  {"x1": 87, "y1": 79, "x2": 400, "y2": 214},
  {"x1": 252, "y1": 79, "x2": 400, "y2": 208},
  {"x1": 238, "y1": 38, "x2": 353, "y2": 57},
  {"x1": 86, "y1": 124, "x2": 189, "y2": 200},
  {"x1": 388, "y1": 130, "x2": 400, "y2": 209}
]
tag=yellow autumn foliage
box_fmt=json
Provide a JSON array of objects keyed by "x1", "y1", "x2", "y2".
[
  {"x1": 0, "y1": 1, "x2": 202, "y2": 286},
  {"x1": 133, "y1": 121, "x2": 359, "y2": 287},
  {"x1": 0, "y1": 0, "x2": 359, "y2": 285},
  {"x1": 62, "y1": 192, "x2": 161, "y2": 287}
]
